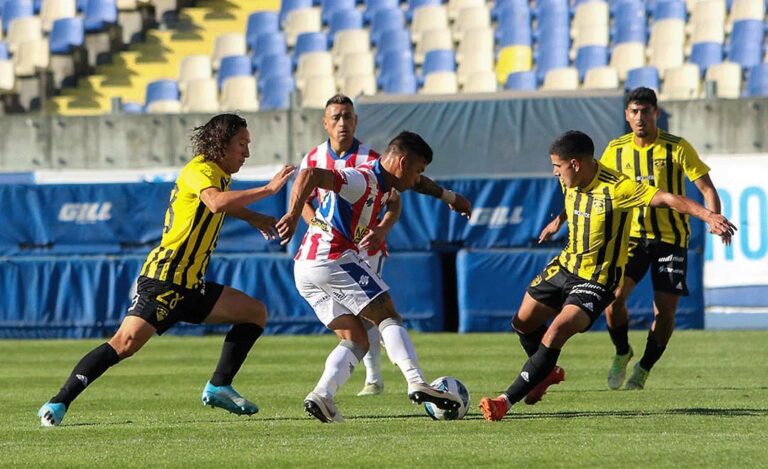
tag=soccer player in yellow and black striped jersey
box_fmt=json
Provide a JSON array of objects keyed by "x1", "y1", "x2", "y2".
[
  {"x1": 600, "y1": 88, "x2": 727, "y2": 392},
  {"x1": 38, "y1": 114, "x2": 296, "y2": 427},
  {"x1": 479, "y1": 131, "x2": 735, "y2": 422}
]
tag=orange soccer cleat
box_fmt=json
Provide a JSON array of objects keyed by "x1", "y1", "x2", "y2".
[
  {"x1": 524, "y1": 365, "x2": 565, "y2": 405},
  {"x1": 479, "y1": 395, "x2": 510, "y2": 421}
]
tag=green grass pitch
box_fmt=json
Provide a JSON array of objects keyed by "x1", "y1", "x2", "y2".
[{"x1": 2, "y1": 330, "x2": 767, "y2": 467}]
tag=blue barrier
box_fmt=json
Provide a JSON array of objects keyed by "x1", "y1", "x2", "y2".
[{"x1": 0, "y1": 251, "x2": 444, "y2": 338}]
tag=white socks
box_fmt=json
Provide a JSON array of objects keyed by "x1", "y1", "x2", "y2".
[
  {"x1": 379, "y1": 322, "x2": 425, "y2": 385},
  {"x1": 363, "y1": 321, "x2": 383, "y2": 384},
  {"x1": 313, "y1": 343, "x2": 360, "y2": 399}
]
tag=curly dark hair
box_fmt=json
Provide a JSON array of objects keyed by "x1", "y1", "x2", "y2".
[{"x1": 190, "y1": 114, "x2": 247, "y2": 163}]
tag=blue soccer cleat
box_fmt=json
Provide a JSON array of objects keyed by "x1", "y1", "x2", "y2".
[
  {"x1": 38, "y1": 402, "x2": 67, "y2": 427},
  {"x1": 201, "y1": 382, "x2": 259, "y2": 416}
]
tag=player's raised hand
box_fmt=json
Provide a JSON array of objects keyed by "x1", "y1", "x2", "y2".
[
  {"x1": 707, "y1": 213, "x2": 737, "y2": 245},
  {"x1": 276, "y1": 213, "x2": 299, "y2": 245},
  {"x1": 538, "y1": 215, "x2": 564, "y2": 244},
  {"x1": 266, "y1": 164, "x2": 296, "y2": 194},
  {"x1": 247, "y1": 212, "x2": 279, "y2": 240},
  {"x1": 449, "y1": 193, "x2": 472, "y2": 219}
]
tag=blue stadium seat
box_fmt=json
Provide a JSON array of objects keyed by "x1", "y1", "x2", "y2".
[
  {"x1": 492, "y1": 0, "x2": 529, "y2": 21},
  {"x1": 407, "y1": 0, "x2": 442, "y2": 20},
  {"x1": 252, "y1": 32, "x2": 287, "y2": 71},
  {"x1": 382, "y1": 73, "x2": 417, "y2": 93},
  {"x1": 260, "y1": 75, "x2": 296, "y2": 110},
  {"x1": 727, "y1": 19, "x2": 765, "y2": 69},
  {"x1": 746, "y1": 63, "x2": 768, "y2": 97},
  {"x1": 293, "y1": 32, "x2": 329, "y2": 67},
  {"x1": 33, "y1": 0, "x2": 40, "y2": 13},
  {"x1": 378, "y1": 49, "x2": 415, "y2": 86},
  {"x1": 279, "y1": 0, "x2": 313, "y2": 25},
  {"x1": 364, "y1": 0, "x2": 398, "y2": 24},
  {"x1": 122, "y1": 102, "x2": 144, "y2": 114},
  {"x1": 534, "y1": 10, "x2": 569, "y2": 44},
  {"x1": 84, "y1": 0, "x2": 117, "y2": 32},
  {"x1": 145, "y1": 79, "x2": 179, "y2": 106},
  {"x1": 534, "y1": 44, "x2": 569, "y2": 83},
  {"x1": 496, "y1": 5, "x2": 532, "y2": 45},
  {"x1": 0, "y1": 41, "x2": 9, "y2": 60},
  {"x1": 534, "y1": 0, "x2": 569, "y2": 19},
  {"x1": 505, "y1": 70, "x2": 537, "y2": 90},
  {"x1": 258, "y1": 53, "x2": 293, "y2": 90},
  {"x1": 612, "y1": 1, "x2": 646, "y2": 44},
  {"x1": 575, "y1": 45, "x2": 608, "y2": 81},
  {"x1": 422, "y1": 49, "x2": 455, "y2": 79},
  {"x1": 690, "y1": 42, "x2": 723, "y2": 78},
  {"x1": 321, "y1": 0, "x2": 355, "y2": 24},
  {"x1": 371, "y1": 8, "x2": 405, "y2": 46},
  {"x1": 49, "y1": 17, "x2": 85, "y2": 54},
  {"x1": 246, "y1": 11, "x2": 279, "y2": 51},
  {"x1": 328, "y1": 9, "x2": 363, "y2": 40},
  {"x1": 2, "y1": 0, "x2": 34, "y2": 32},
  {"x1": 218, "y1": 55, "x2": 252, "y2": 89},
  {"x1": 652, "y1": 0, "x2": 686, "y2": 21},
  {"x1": 76, "y1": 0, "x2": 87, "y2": 10},
  {"x1": 375, "y1": 28, "x2": 411, "y2": 66},
  {"x1": 625, "y1": 66, "x2": 660, "y2": 91}
]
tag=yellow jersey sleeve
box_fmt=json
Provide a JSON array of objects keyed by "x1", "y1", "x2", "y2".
[
  {"x1": 179, "y1": 156, "x2": 222, "y2": 195},
  {"x1": 614, "y1": 177, "x2": 658, "y2": 209},
  {"x1": 677, "y1": 138, "x2": 710, "y2": 182}
]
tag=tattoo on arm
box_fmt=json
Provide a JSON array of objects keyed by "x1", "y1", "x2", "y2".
[{"x1": 412, "y1": 176, "x2": 443, "y2": 198}]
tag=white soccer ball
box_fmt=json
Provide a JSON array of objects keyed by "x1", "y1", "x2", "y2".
[{"x1": 424, "y1": 376, "x2": 470, "y2": 420}]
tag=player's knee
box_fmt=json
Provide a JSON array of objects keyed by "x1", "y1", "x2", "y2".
[
  {"x1": 109, "y1": 333, "x2": 144, "y2": 359},
  {"x1": 340, "y1": 338, "x2": 368, "y2": 360},
  {"x1": 248, "y1": 300, "x2": 268, "y2": 327}
]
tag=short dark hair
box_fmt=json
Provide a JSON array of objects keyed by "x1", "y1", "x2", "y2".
[
  {"x1": 625, "y1": 87, "x2": 658, "y2": 108},
  {"x1": 386, "y1": 131, "x2": 433, "y2": 164},
  {"x1": 548, "y1": 130, "x2": 594, "y2": 161},
  {"x1": 190, "y1": 113, "x2": 247, "y2": 163},
  {"x1": 325, "y1": 94, "x2": 354, "y2": 108}
]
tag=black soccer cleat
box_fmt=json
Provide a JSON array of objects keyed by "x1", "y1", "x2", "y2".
[{"x1": 407, "y1": 382, "x2": 461, "y2": 410}]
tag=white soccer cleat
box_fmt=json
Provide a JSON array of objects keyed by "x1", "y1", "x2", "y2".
[{"x1": 304, "y1": 391, "x2": 344, "y2": 423}]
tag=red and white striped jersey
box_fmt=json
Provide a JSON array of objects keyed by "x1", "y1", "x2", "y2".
[
  {"x1": 295, "y1": 160, "x2": 392, "y2": 261},
  {"x1": 298, "y1": 138, "x2": 388, "y2": 257}
]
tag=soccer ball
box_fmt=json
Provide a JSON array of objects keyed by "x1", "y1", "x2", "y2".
[{"x1": 424, "y1": 376, "x2": 470, "y2": 420}]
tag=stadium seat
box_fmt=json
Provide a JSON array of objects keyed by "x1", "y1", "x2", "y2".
[
  {"x1": 321, "y1": 0, "x2": 355, "y2": 24},
  {"x1": 220, "y1": 75, "x2": 259, "y2": 112},
  {"x1": 420, "y1": 71, "x2": 458, "y2": 94},
  {"x1": 457, "y1": 27, "x2": 493, "y2": 64},
  {"x1": 145, "y1": 79, "x2": 180, "y2": 114},
  {"x1": 40, "y1": 0, "x2": 76, "y2": 33},
  {"x1": 381, "y1": 73, "x2": 417, "y2": 93},
  {"x1": 662, "y1": 63, "x2": 701, "y2": 99},
  {"x1": 727, "y1": 19, "x2": 765, "y2": 69},
  {"x1": 625, "y1": 66, "x2": 660, "y2": 92},
  {"x1": 542, "y1": 67, "x2": 579, "y2": 90},
  {"x1": 704, "y1": 61, "x2": 742, "y2": 98},
  {"x1": 252, "y1": 33, "x2": 287, "y2": 71},
  {"x1": 329, "y1": 9, "x2": 363, "y2": 41},
  {"x1": 407, "y1": 0, "x2": 442, "y2": 21},
  {"x1": 260, "y1": 75, "x2": 295, "y2": 110},
  {"x1": 648, "y1": 20, "x2": 685, "y2": 77},
  {"x1": 284, "y1": 7, "x2": 322, "y2": 47},
  {"x1": 571, "y1": 0, "x2": 609, "y2": 37},
  {"x1": 690, "y1": 19, "x2": 726, "y2": 46},
  {"x1": 2, "y1": 0, "x2": 34, "y2": 33},
  {"x1": 246, "y1": 11, "x2": 279, "y2": 51},
  {"x1": 422, "y1": 49, "x2": 456, "y2": 77},
  {"x1": 331, "y1": 29, "x2": 370, "y2": 65},
  {"x1": 492, "y1": 0, "x2": 530, "y2": 20},
  {"x1": 496, "y1": 16, "x2": 532, "y2": 46},
  {"x1": 415, "y1": 28, "x2": 452, "y2": 65},
  {"x1": 411, "y1": 5, "x2": 448, "y2": 44},
  {"x1": 293, "y1": 31, "x2": 328, "y2": 67},
  {"x1": 217, "y1": 55, "x2": 252, "y2": 90},
  {"x1": 339, "y1": 51, "x2": 375, "y2": 82},
  {"x1": 574, "y1": 45, "x2": 608, "y2": 81},
  {"x1": 296, "y1": 51, "x2": 334, "y2": 91},
  {"x1": 0, "y1": 42, "x2": 9, "y2": 60},
  {"x1": 374, "y1": 29, "x2": 411, "y2": 66},
  {"x1": 462, "y1": 70, "x2": 497, "y2": 92},
  {"x1": 341, "y1": 73, "x2": 377, "y2": 96},
  {"x1": 495, "y1": 45, "x2": 532, "y2": 84},
  {"x1": 457, "y1": 49, "x2": 493, "y2": 86},
  {"x1": 181, "y1": 78, "x2": 218, "y2": 113},
  {"x1": 83, "y1": 0, "x2": 117, "y2": 32},
  {"x1": 689, "y1": 0, "x2": 726, "y2": 30},
  {"x1": 612, "y1": 1, "x2": 646, "y2": 44},
  {"x1": 7, "y1": 17, "x2": 42, "y2": 56},
  {"x1": 364, "y1": 0, "x2": 398, "y2": 24},
  {"x1": 370, "y1": 8, "x2": 405, "y2": 46},
  {"x1": 378, "y1": 49, "x2": 415, "y2": 86},
  {"x1": 727, "y1": 0, "x2": 766, "y2": 30},
  {"x1": 573, "y1": 24, "x2": 609, "y2": 51},
  {"x1": 49, "y1": 17, "x2": 84, "y2": 54},
  {"x1": 447, "y1": 0, "x2": 485, "y2": 21},
  {"x1": 611, "y1": 41, "x2": 645, "y2": 80},
  {"x1": 453, "y1": 6, "x2": 491, "y2": 43},
  {"x1": 279, "y1": 0, "x2": 313, "y2": 26},
  {"x1": 583, "y1": 65, "x2": 619, "y2": 89},
  {"x1": 746, "y1": 63, "x2": 768, "y2": 97},
  {"x1": 13, "y1": 37, "x2": 48, "y2": 76},
  {"x1": 535, "y1": 44, "x2": 570, "y2": 83},
  {"x1": 0, "y1": 59, "x2": 16, "y2": 91},
  {"x1": 690, "y1": 42, "x2": 724, "y2": 78},
  {"x1": 258, "y1": 54, "x2": 293, "y2": 91},
  {"x1": 505, "y1": 70, "x2": 537, "y2": 90},
  {"x1": 178, "y1": 55, "x2": 212, "y2": 93},
  {"x1": 652, "y1": 0, "x2": 687, "y2": 20},
  {"x1": 301, "y1": 74, "x2": 337, "y2": 108},
  {"x1": 212, "y1": 33, "x2": 247, "y2": 71}
]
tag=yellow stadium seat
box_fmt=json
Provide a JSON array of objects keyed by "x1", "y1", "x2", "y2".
[{"x1": 495, "y1": 45, "x2": 532, "y2": 85}]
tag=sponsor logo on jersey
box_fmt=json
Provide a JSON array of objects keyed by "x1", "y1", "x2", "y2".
[
  {"x1": 353, "y1": 225, "x2": 368, "y2": 243},
  {"x1": 58, "y1": 202, "x2": 112, "y2": 224}
]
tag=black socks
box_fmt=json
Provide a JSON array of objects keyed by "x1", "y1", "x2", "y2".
[
  {"x1": 210, "y1": 323, "x2": 264, "y2": 387},
  {"x1": 50, "y1": 343, "x2": 120, "y2": 408},
  {"x1": 504, "y1": 344, "x2": 561, "y2": 405},
  {"x1": 608, "y1": 323, "x2": 631, "y2": 356},
  {"x1": 639, "y1": 333, "x2": 667, "y2": 371}
]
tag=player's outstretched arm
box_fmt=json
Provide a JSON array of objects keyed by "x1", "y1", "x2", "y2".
[
  {"x1": 200, "y1": 164, "x2": 296, "y2": 214},
  {"x1": 650, "y1": 191, "x2": 737, "y2": 244},
  {"x1": 277, "y1": 167, "x2": 336, "y2": 244},
  {"x1": 538, "y1": 211, "x2": 567, "y2": 244},
  {"x1": 413, "y1": 176, "x2": 472, "y2": 218},
  {"x1": 228, "y1": 208, "x2": 279, "y2": 240}
]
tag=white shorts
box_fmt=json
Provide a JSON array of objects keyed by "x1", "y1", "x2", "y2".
[
  {"x1": 295, "y1": 250, "x2": 390, "y2": 327},
  {"x1": 362, "y1": 251, "x2": 386, "y2": 276}
]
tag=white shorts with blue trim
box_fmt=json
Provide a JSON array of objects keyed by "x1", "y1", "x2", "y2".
[{"x1": 294, "y1": 250, "x2": 390, "y2": 327}]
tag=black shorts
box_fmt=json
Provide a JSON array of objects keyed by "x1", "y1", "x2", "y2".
[
  {"x1": 526, "y1": 260, "x2": 615, "y2": 331},
  {"x1": 624, "y1": 237, "x2": 689, "y2": 296},
  {"x1": 127, "y1": 276, "x2": 224, "y2": 334}
]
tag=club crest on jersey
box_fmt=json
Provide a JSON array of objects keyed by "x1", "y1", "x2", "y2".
[
  {"x1": 530, "y1": 275, "x2": 543, "y2": 287},
  {"x1": 156, "y1": 306, "x2": 168, "y2": 322},
  {"x1": 654, "y1": 159, "x2": 666, "y2": 168},
  {"x1": 592, "y1": 199, "x2": 605, "y2": 213},
  {"x1": 354, "y1": 225, "x2": 369, "y2": 243}
]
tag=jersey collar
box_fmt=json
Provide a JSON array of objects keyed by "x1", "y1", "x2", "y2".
[
  {"x1": 371, "y1": 159, "x2": 389, "y2": 192},
  {"x1": 326, "y1": 138, "x2": 360, "y2": 160}
]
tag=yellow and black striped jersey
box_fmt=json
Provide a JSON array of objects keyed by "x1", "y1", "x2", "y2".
[
  {"x1": 557, "y1": 161, "x2": 658, "y2": 289},
  {"x1": 600, "y1": 130, "x2": 709, "y2": 247},
  {"x1": 140, "y1": 155, "x2": 231, "y2": 288}
]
